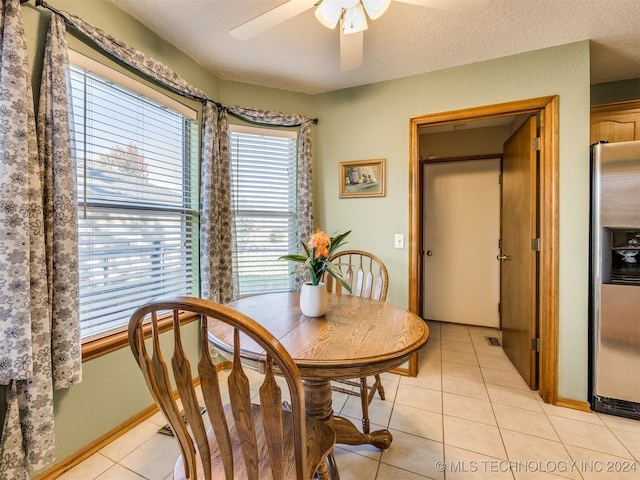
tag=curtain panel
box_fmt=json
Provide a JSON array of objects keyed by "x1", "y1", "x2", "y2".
[
  {"x1": 37, "y1": 14, "x2": 82, "y2": 390},
  {"x1": 200, "y1": 103, "x2": 236, "y2": 302},
  {"x1": 0, "y1": 2, "x2": 81, "y2": 479}
]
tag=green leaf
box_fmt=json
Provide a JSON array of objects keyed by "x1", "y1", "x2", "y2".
[
  {"x1": 278, "y1": 253, "x2": 307, "y2": 263},
  {"x1": 324, "y1": 262, "x2": 353, "y2": 293},
  {"x1": 328, "y1": 230, "x2": 351, "y2": 256},
  {"x1": 288, "y1": 264, "x2": 308, "y2": 275}
]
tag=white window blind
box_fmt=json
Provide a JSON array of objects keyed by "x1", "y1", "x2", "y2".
[
  {"x1": 230, "y1": 125, "x2": 298, "y2": 296},
  {"x1": 70, "y1": 55, "x2": 199, "y2": 342}
]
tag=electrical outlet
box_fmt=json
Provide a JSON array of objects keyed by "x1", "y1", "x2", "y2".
[{"x1": 394, "y1": 233, "x2": 404, "y2": 249}]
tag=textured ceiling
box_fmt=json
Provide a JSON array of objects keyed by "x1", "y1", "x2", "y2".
[{"x1": 108, "y1": 0, "x2": 640, "y2": 95}]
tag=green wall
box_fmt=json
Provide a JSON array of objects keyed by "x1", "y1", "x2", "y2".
[
  {"x1": 591, "y1": 78, "x2": 640, "y2": 105},
  {"x1": 18, "y1": 0, "x2": 594, "y2": 472}
]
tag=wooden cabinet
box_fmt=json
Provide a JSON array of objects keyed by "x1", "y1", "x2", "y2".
[{"x1": 591, "y1": 100, "x2": 640, "y2": 144}]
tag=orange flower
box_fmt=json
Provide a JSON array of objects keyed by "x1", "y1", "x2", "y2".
[
  {"x1": 279, "y1": 228, "x2": 351, "y2": 290},
  {"x1": 307, "y1": 228, "x2": 330, "y2": 259}
]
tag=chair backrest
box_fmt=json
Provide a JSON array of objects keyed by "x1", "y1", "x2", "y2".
[
  {"x1": 326, "y1": 250, "x2": 388, "y2": 301},
  {"x1": 128, "y1": 296, "x2": 310, "y2": 480}
]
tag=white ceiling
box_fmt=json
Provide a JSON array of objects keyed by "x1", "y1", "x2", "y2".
[{"x1": 108, "y1": 0, "x2": 640, "y2": 95}]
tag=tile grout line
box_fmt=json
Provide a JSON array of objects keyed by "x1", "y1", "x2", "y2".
[{"x1": 471, "y1": 326, "x2": 517, "y2": 480}]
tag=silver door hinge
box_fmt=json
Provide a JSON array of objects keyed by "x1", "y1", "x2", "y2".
[
  {"x1": 531, "y1": 338, "x2": 540, "y2": 352},
  {"x1": 532, "y1": 137, "x2": 541, "y2": 151},
  {"x1": 498, "y1": 174, "x2": 502, "y2": 185},
  {"x1": 531, "y1": 238, "x2": 541, "y2": 251}
]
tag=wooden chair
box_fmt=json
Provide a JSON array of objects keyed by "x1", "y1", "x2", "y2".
[
  {"x1": 324, "y1": 250, "x2": 389, "y2": 434},
  {"x1": 128, "y1": 296, "x2": 336, "y2": 480}
]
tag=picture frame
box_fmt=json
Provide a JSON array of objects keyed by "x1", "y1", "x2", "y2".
[{"x1": 339, "y1": 158, "x2": 386, "y2": 198}]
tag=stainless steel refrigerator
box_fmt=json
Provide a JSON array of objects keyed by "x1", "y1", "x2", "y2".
[{"x1": 590, "y1": 140, "x2": 640, "y2": 420}]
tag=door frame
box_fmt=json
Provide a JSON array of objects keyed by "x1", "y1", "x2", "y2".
[{"x1": 408, "y1": 96, "x2": 559, "y2": 404}]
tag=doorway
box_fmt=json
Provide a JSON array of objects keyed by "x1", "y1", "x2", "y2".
[{"x1": 408, "y1": 96, "x2": 559, "y2": 404}]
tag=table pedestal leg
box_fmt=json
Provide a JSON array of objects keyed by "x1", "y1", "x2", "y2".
[
  {"x1": 327, "y1": 416, "x2": 393, "y2": 450},
  {"x1": 302, "y1": 379, "x2": 393, "y2": 450}
]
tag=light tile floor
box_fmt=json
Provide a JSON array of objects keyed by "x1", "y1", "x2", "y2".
[{"x1": 58, "y1": 321, "x2": 640, "y2": 480}]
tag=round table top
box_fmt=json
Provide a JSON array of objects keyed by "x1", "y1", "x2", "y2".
[{"x1": 211, "y1": 292, "x2": 429, "y2": 380}]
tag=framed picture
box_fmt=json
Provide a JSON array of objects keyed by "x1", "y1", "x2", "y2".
[{"x1": 339, "y1": 158, "x2": 386, "y2": 198}]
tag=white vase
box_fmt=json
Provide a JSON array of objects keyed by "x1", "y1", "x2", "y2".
[{"x1": 299, "y1": 282, "x2": 328, "y2": 317}]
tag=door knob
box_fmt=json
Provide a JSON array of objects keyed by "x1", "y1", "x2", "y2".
[
  {"x1": 497, "y1": 254, "x2": 510, "y2": 261},
  {"x1": 426, "y1": 250, "x2": 433, "y2": 256}
]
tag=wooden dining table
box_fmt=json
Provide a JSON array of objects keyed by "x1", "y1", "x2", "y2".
[
  {"x1": 209, "y1": 291, "x2": 429, "y2": 451},
  {"x1": 209, "y1": 292, "x2": 429, "y2": 450}
]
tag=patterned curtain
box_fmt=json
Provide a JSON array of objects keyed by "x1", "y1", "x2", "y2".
[
  {"x1": 0, "y1": 2, "x2": 81, "y2": 479},
  {"x1": 37, "y1": 13, "x2": 82, "y2": 387},
  {"x1": 225, "y1": 106, "x2": 316, "y2": 289},
  {"x1": 200, "y1": 103, "x2": 236, "y2": 302}
]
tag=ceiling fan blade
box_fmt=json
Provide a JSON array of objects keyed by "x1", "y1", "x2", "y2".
[
  {"x1": 394, "y1": 0, "x2": 489, "y2": 15},
  {"x1": 230, "y1": 0, "x2": 317, "y2": 40},
  {"x1": 340, "y1": 29, "x2": 363, "y2": 70}
]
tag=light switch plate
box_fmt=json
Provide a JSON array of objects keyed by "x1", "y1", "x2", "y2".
[{"x1": 394, "y1": 233, "x2": 404, "y2": 249}]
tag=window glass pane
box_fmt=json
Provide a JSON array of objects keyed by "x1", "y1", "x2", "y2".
[
  {"x1": 70, "y1": 61, "x2": 199, "y2": 342},
  {"x1": 230, "y1": 126, "x2": 297, "y2": 296}
]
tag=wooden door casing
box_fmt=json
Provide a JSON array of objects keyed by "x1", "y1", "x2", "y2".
[{"x1": 409, "y1": 96, "x2": 559, "y2": 405}]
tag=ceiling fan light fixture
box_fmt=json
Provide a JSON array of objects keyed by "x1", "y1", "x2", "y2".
[
  {"x1": 361, "y1": 0, "x2": 391, "y2": 20},
  {"x1": 315, "y1": 1, "x2": 342, "y2": 29},
  {"x1": 342, "y1": 3, "x2": 368, "y2": 34}
]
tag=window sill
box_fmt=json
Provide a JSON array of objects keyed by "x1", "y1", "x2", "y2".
[{"x1": 81, "y1": 312, "x2": 200, "y2": 362}]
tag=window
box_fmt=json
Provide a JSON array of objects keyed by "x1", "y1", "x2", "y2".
[
  {"x1": 69, "y1": 52, "x2": 199, "y2": 342},
  {"x1": 229, "y1": 125, "x2": 298, "y2": 296}
]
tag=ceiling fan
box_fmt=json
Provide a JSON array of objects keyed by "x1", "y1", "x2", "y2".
[{"x1": 230, "y1": 0, "x2": 489, "y2": 71}]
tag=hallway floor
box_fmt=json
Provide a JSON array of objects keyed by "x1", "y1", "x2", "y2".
[{"x1": 58, "y1": 321, "x2": 640, "y2": 480}]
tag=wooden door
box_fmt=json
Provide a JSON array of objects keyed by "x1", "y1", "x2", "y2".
[
  {"x1": 423, "y1": 159, "x2": 501, "y2": 327},
  {"x1": 500, "y1": 116, "x2": 538, "y2": 388}
]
